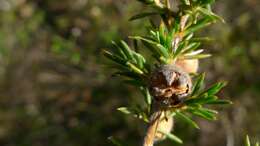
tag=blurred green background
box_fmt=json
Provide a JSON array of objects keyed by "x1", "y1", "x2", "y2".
[{"x1": 0, "y1": 0, "x2": 259, "y2": 146}]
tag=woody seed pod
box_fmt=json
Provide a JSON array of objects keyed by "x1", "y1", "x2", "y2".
[{"x1": 149, "y1": 64, "x2": 192, "y2": 108}]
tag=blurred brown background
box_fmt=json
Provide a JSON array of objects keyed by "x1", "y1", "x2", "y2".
[{"x1": 0, "y1": 0, "x2": 259, "y2": 146}]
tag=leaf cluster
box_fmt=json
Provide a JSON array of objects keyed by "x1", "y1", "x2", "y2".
[
  {"x1": 246, "y1": 135, "x2": 259, "y2": 146},
  {"x1": 104, "y1": 0, "x2": 232, "y2": 144}
]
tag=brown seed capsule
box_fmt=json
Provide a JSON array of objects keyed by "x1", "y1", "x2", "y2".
[{"x1": 149, "y1": 64, "x2": 192, "y2": 108}]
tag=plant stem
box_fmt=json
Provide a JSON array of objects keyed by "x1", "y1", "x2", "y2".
[{"x1": 143, "y1": 110, "x2": 162, "y2": 146}]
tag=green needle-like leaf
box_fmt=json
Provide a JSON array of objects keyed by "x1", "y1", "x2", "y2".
[
  {"x1": 142, "y1": 87, "x2": 152, "y2": 106},
  {"x1": 197, "y1": 7, "x2": 224, "y2": 22},
  {"x1": 206, "y1": 99, "x2": 232, "y2": 105},
  {"x1": 133, "y1": 52, "x2": 146, "y2": 69},
  {"x1": 117, "y1": 107, "x2": 132, "y2": 114},
  {"x1": 126, "y1": 62, "x2": 144, "y2": 74},
  {"x1": 185, "y1": 18, "x2": 212, "y2": 35},
  {"x1": 191, "y1": 73, "x2": 205, "y2": 95},
  {"x1": 130, "y1": 36, "x2": 169, "y2": 59},
  {"x1": 120, "y1": 40, "x2": 135, "y2": 61},
  {"x1": 158, "y1": 130, "x2": 183, "y2": 144},
  {"x1": 205, "y1": 81, "x2": 227, "y2": 95},
  {"x1": 182, "y1": 42, "x2": 201, "y2": 54},
  {"x1": 184, "y1": 53, "x2": 212, "y2": 59},
  {"x1": 246, "y1": 135, "x2": 251, "y2": 146},
  {"x1": 105, "y1": 0, "x2": 232, "y2": 144},
  {"x1": 188, "y1": 107, "x2": 217, "y2": 120},
  {"x1": 185, "y1": 94, "x2": 215, "y2": 105},
  {"x1": 112, "y1": 41, "x2": 128, "y2": 59},
  {"x1": 176, "y1": 111, "x2": 200, "y2": 129},
  {"x1": 103, "y1": 50, "x2": 126, "y2": 66}
]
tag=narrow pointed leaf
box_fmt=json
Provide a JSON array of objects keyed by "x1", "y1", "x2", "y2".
[
  {"x1": 133, "y1": 52, "x2": 146, "y2": 69},
  {"x1": 176, "y1": 112, "x2": 200, "y2": 129},
  {"x1": 103, "y1": 50, "x2": 126, "y2": 66},
  {"x1": 185, "y1": 18, "x2": 212, "y2": 35},
  {"x1": 117, "y1": 107, "x2": 131, "y2": 114},
  {"x1": 184, "y1": 53, "x2": 211, "y2": 59},
  {"x1": 188, "y1": 107, "x2": 217, "y2": 120},
  {"x1": 173, "y1": 41, "x2": 186, "y2": 59},
  {"x1": 117, "y1": 107, "x2": 149, "y2": 122},
  {"x1": 111, "y1": 41, "x2": 127, "y2": 59},
  {"x1": 130, "y1": 36, "x2": 169, "y2": 58},
  {"x1": 206, "y1": 99, "x2": 232, "y2": 105},
  {"x1": 205, "y1": 81, "x2": 227, "y2": 95},
  {"x1": 182, "y1": 42, "x2": 201, "y2": 54},
  {"x1": 126, "y1": 62, "x2": 144, "y2": 74},
  {"x1": 185, "y1": 94, "x2": 216, "y2": 105},
  {"x1": 197, "y1": 7, "x2": 224, "y2": 22},
  {"x1": 190, "y1": 37, "x2": 214, "y2": 42},
  {"x1": 120, "y1": 40, "x2": 134, "y2": 61},
  {"x1": 159, "y1": 130, "x2": 183, "y2": 144},
  {"x1": 143, "y1": 87, "x2": 152, "y2": 106},
  {"x1": 246, "y1": 135, "x2": 251, "y2": 146},
  {"x1": 191, "y1": 73, "x2": 205, "y2": 95}
]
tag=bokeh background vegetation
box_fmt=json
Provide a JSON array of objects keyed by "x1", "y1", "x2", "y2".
[{"x1": 0, "y1": 0, "x2": 259, "y2": 146}]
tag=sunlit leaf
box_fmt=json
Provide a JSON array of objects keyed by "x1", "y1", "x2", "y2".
[
  {"x1": 130, "y1": 36, "x2": 169, "y2": 58},
  {"x1": 205, "y1": 81, "x2": 227, "y2": 95},
  {"x1": 191, "y1": 73, "x2": 205, "y2": 95},
  {"x1": 184, "y1": 53, "x2": 211, "y2": 59},
  {"x1": 197, "y1": 7, "x2": 224, "y2": 22},
  {"x1": 246, "y1": 135, "x2": 251, "y2": 146},
  {"x1": 187, "y1": 107, "x2": 217, "y2": 120},
  {"x1": 117, "y1": 107, "x2": 149, "y2": 122},
  {"x1": 158, "y1": 130, "x2": 183, "y2": 144},
  {"x1": 112, "y1": 41, "x2": 127, "y2": 59},
  {"x1": 182, "y1": 42, "x2": 201, "y2": 54},
  {"x1": 120, "y1": 40, "x2": 134, "y2": 61},
  {"x1": 185, "y1": 18, "x2": 212, "y2": 35},
  {"x1": 126, "y1": 62, "x2": 144, "y2": 74},
  {"x1": 176, "y1": 111, "x2": 200, "y2": 129},
  {"x1": 141, "y1": 87, "x2": 152, "y2": 106}
]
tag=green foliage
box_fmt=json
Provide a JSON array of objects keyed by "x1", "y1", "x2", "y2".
[
  {"x1": 0, "y1": 0, "x2": 259, "y2": 146},
  {"x1": 246, "y1": 135, "x2": 259, "y2": 146},
  {"x1": 104, "y1": 0, "x2": 232, "y2": 144},
  {"x1": 158, "y1": 130, "x2": 183, "y2": 144}
]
